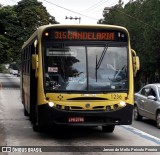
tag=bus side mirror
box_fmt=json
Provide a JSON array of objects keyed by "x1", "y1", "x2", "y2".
[
  {"x1": 32, "y1": 39, "x2": 39, "y2": 77},
  {"x1": 32, "y1": 54, "x2": 39, "y2": 77},
  {"x1": 133, "y1": 56, "x2": 140, "y2": 76},
  {"x1": 34, "y1": 39, "x2": 38, "y2": 49},
  {"x1": 132, "y1": 49, "x2": 140, "y2": 77}
]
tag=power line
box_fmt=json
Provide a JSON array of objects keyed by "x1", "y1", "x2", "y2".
[
  {"x1": 91, "y1": 1, "x2": 118, "y2": 14},
  {"x1": 104, "y1": 7, "x2": 159, "y2": 32},
  {"x1": 82, "y1": 0, "x2": 107, "y2": 12},
  {"x1": 42, "y1": 0, "x2": 99, "y2": 21},
  {"x1": 87, "y1": 1, "x2": 122, "y2": 17},
  {"x1": 84, "y1": 0, "x2": 110, "y2": 13},
  {"x1": 92, "y1": 6, "x2": 107, "y2": 14}
]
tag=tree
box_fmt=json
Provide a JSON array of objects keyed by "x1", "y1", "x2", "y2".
[
  {"x1": 0, "y1": 5, "x2": 19, "y2": 63},
  {"x1": 98, "y1": 0, "x2": 160, "y2": 90},
  {"x1": 98, "y1": 0, "x2": 124, "y2": 25},
  {"x1": 140, "y1": 0, "x2": 160, "y2": 83},
  {"x1": 0, "y1": 0, "x2": 59, "y2": 64},
  {"x1": 15, "y1": 0, "x2": 58, "y2": 41}
]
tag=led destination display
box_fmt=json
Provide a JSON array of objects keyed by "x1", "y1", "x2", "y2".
[{"x1": 43, "y1": 28, "x2": 127, "y2": 42}]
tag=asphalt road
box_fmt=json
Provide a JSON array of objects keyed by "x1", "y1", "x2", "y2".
[
  {"x1": 0, "y1": 73, "x2": 159, "y2": 155},
  {"x1": 132, "y1": 118, "x2": 160, "y2": 139}
]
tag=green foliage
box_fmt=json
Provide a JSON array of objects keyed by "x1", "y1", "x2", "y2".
[
  {"x1": 0, "y1": 35, "x2": 10, "y2": 63},
  {"x1": 0, "y1": 0, "x2": 59, "y2": 64},
  {"x1": 0, "y1": 64, "x2": 5, "y2": 72},
  {"x1": 0, "y1": 6, "x2": 18, "y2": 63},
  {"x1": 99, "y1": 0, "x2": 160, "y2": 90},
  {"x1": 15, "y1": 0, "x2": 58, "y2": 41}
]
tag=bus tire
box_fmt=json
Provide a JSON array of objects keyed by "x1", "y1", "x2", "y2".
[
  {"x1": 32, "y1": 113, "x2": 43, "y2": 132},
  {"x1": 24, "y1": 107, "x2": 29, "y2": 116},
  {"x1": 30, "y1": 109, "x2": 34, "y2": 122},
  {"x1": 33, "y1": 123, "x2": 42, "y2": 132},
  {"x1": 29, "y1": 99, "x2": 36, "y2": 123},
  {"x1": 102, "y1": 125, "x2": 115, "y2": 133}
]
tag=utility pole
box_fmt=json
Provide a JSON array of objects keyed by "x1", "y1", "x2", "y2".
[{"x1": 65, "y1": 16, "x2": 81, "y2": 24}]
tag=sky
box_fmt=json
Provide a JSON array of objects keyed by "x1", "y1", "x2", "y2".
[{"x1": 0, "y1": 0, "x2": 130, "y2": 24}]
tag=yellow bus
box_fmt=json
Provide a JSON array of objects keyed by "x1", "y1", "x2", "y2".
[{"x1": 21, "y1": 24, "x2": 139, "y2": 132}]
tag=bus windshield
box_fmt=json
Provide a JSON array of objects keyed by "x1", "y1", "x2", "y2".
[{"x1": 43, "y1": 43, "x2": 128, "y2": 92}]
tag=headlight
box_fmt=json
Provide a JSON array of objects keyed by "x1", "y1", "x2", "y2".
[
  {"x1": 119, "y1": 101, "x2": 126, "y2": 107},
  {"x1": 48, "y1": 102, "x2": 54, "y2": 107}
]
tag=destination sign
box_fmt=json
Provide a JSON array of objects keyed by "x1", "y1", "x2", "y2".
[
  {"x1": 42, "y1": 28, "x2": 127, "y2": 42},
  {"x1": 53, "y1": 31, "x2": 115, "y2": 40}
]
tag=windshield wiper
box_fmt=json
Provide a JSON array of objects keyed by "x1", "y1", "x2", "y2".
[
  {"x1": 109, "y1": 65, "x2": 127, "y2": 82},
  {"x1": 95, "y1": 44, "x2": 109, "y2": 82}
]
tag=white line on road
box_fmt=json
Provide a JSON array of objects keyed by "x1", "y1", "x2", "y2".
[{"x1": 122, "y1": 125, "x2": 160, "y2": 145}]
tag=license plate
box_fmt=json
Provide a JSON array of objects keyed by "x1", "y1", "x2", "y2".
[{"x1": 68, "y1": 117, "x2": 84, "y2": 123}]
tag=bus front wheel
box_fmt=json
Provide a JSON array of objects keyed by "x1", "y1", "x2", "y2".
[
  {"x1": 30, "y1": 105, "x2": 42, "y2": 132},
  {"x1": 33, "y1": 123, "x2": 42, "y2": 132},
  {"x1": 32, "y1": 113, "x2": 43, "y2": 132},
  {"x1": 24, "y1": 107, "x2": 29, "y2": 116},
  {"x1": 102, "y1": 125, "x2": 115, "y2": 133}
]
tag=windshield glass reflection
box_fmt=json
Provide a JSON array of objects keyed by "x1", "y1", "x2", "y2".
[{"x1": 43, "y1": 43, "x2": 128, "y2": 92}]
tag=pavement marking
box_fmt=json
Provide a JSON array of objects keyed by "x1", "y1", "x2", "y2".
[{"x1": 122, "y1": 125, "x2": 160, "y2": 145}]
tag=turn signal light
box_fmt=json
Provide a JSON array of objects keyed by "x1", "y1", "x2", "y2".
[{"x1": 45, "y1": 32, "x2": 49, "y2": 36}]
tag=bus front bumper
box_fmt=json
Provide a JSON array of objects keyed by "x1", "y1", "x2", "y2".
[{"x1": 37, "y1": 104, "x2": 133, "y2": 126}]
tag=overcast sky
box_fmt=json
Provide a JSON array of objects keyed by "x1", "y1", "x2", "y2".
[{"x1": 0, "y1": 0, "x2": 130, "y2": 24}]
